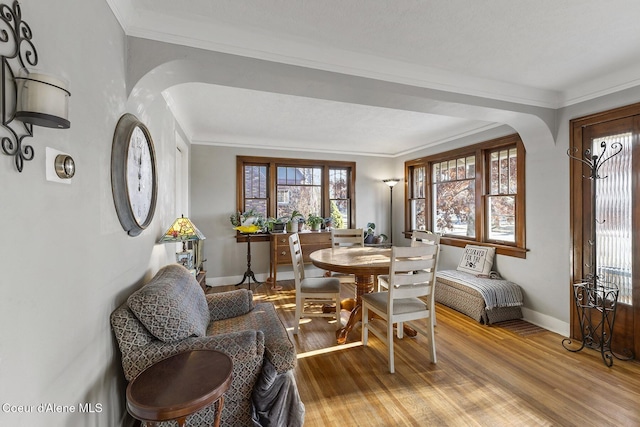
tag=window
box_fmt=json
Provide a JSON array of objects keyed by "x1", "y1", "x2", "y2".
[
  {"x1": 487, "y1": 147, "x2": 517, "y2": 242},
  {"x1": 243, "y1": 164, "x2": 268, "y2": 216},
  {"x1": 276, "y1": 166, "x2": 322, "y2": 218},
  {"x1": 405, "y1": 134, "x2": 526, "y2": 258},
  {"x1": 408, "y1": 166, "x2": 426, "y2": 231},
  {"x1": 329, "y1": 168, "x2": 350, "y2": 229},
  {"x1": 432, "y1": 155, "x2": 476, "y2": 238},
  {"x1": 237, "y1": 156, "x2": 355, "y2": 233}
]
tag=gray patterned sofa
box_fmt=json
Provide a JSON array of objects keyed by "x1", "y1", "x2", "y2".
[{"x1": 110, "y1": 263, "x2": 304, "y2": 426}]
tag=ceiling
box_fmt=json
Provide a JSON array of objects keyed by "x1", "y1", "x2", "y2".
[{"x1": 107, "y1": 0, "x2": 640, "y2": 157}]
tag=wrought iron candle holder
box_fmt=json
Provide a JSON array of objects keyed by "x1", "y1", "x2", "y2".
[{"x1": 0, "y1": 1, "x2": 70, "y2": 172}]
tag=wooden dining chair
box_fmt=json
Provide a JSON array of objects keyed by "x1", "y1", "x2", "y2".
[
  {"x1": 361, "y1": 243, "x2": 440, "y2": 373},
  {"x1": 329, "y1": 228, "x2": 365, "y2": 285},
  {"x1": 289, "y1": 233, "x2": 341, "y2": 335}
]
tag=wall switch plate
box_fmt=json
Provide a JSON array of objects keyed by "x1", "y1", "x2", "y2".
[{"x1": 46, "y1": 147, "x2": 73, "y2": 184}]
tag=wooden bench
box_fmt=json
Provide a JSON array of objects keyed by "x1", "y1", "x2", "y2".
[{"x1": 435, "y1": 270, "x2": 523, "y2": 324}]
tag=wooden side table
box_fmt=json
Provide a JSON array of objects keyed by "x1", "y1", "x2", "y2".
[
  {"x1": 126, "y1": 350, "x2": 233, "y2": 427},
  {"x1": 196, "y1": 270, "x2": 207, "y2": 292},
  {"x1": 235, "y1": 232, "x2": 262, "y2": 289}
]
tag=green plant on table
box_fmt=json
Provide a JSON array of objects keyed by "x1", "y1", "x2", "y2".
[
  {"x1": 307, "y1": 213, "x2": 324, "y2": 230},
  {"x1": 366, "y1": 222, "x2": 376, "y2": 236},
  {"x1": 289, "y1": 210, "x2": 304, "y2": 222},
  {"x1": 265, "y1": 216, "x2": 287, "y2": 232}
]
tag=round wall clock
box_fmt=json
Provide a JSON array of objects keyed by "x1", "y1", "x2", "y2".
[{"x1": 111, "y1": 113, "x2": 158, "y2": 236}]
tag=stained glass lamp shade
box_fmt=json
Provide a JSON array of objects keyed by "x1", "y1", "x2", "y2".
[{"x1": 159, "y1": 215, "x2": 206, "y2": 251}]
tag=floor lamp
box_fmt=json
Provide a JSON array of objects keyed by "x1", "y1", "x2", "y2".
[{"x1": 383, "y1": 179, "x2": 399, "y2": 244}]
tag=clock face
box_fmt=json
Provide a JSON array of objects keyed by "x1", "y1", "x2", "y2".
[
  {"x1": 126, "y1": 126, "x2": 154, "y2": 226},
  {"x1": 111, "y1": 114, "x2": 157, "y2": 236}
]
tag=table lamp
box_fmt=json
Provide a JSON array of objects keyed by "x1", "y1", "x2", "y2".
[{"x1": 159, "y1": 215, "x2": 206, "y2": 269}]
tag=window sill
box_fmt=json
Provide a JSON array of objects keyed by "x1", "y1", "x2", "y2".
[{"x1": 402, "y1": 232, "x2": 528, "y2": 259}]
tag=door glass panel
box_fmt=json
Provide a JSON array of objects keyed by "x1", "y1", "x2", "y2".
[{"x1": 594, "y1": 133, "x2": 632, "y2": 305}]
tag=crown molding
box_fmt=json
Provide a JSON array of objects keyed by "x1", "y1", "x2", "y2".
[
  {"x1": 105, "y1": 0, "x2": 136, "y2": 31},
  {"x1": 130, "y1": 24, "x2": 561, "y2": 109},
  {"x1": 190, "y1": 123, "x2": 503, "y2": 158},
  {"x1": 111, "y1": 2, "x2": 640, "y2": 112}
]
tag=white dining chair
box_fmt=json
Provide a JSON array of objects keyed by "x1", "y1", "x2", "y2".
[
  {"x1": 361, "y1": 243, "x2": 440, "y2": 373},
  {"x1": 378, "y1": 230, "x2": 440, "y2": 293},
  {"x1": 331, "y1": 228, "x2": 365, "y2": 248},
  {"x1": 329, "y1": 228, "x2": 365, "y2": 285},
  {"x1": 289, "y1": 233, "x2": 342, "y2": 335},
  {"x1": 410, "y1": 230, "x2": 440, "y2": 247},
  {"x1": 409, "y1": 230, "x2": 441, "y2": 327}
]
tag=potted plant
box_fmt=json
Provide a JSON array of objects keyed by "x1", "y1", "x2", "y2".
[
  {"x1": 265, "y1": 217, "x2": 287, "y2": 233},
  {"x1": 324, "y1": 217, "x2": 333, "y2": 230},
  {"x1": 307, "y1": 213, "x2": 324, "y2": 231},
  {"x1": 365, "y1": 222, "x2": 376, "y2": 244},
  {"x1": 286, "y1": 210, "x2": 304, "y2": 232},
  {"x1": 374, "y1": 233, "x2": 388, "y2": 244},
  {"x1": 230, "y1": 209, "x2": 265, "y2": 229},
  {"x1": 364, "y1": 223, "x2": 388, "y2": 244}
]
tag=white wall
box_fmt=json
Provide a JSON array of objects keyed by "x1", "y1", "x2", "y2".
[
  {"x1": 0, "y1": 1, "x2": 180, "y2": 426},
  {"x1": 191, "y1": 145, "x2": 395, "y2": 284}
]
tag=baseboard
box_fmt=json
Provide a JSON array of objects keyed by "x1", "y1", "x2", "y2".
[
  {"x1": 205, "y1": 267, "x2": 325, "y2": 288},
  {"x1": 521, "y1": 307, "x2": 570, "y2": 337},
  {"x1": 206, "y1": 274, "x2": 269, "y2": 288}
]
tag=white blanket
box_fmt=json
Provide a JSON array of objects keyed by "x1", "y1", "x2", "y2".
[{"x1": 436, "y1": 270, "x2": 523, "y2": 310}]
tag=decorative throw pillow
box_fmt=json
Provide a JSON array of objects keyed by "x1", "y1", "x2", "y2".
[
  {"x1": 456, "y1": 245, "x2": 495, "y2": 276},
  {"x1": 127, "y1": 264, "x2": 209, "y2": 343}
]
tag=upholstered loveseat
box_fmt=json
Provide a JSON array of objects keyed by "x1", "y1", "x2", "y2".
[{"x1": 110, "y1": 264, "x2": 304, "y2": 426}]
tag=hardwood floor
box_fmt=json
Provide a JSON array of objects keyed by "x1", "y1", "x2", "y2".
[{"x1": 210, "y1": 281, "x2": 640, "y2": 426}]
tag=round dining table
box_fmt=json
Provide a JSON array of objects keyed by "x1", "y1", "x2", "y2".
[{"x1": 310, "y1": 246, "x2": 416, "y2": 344}]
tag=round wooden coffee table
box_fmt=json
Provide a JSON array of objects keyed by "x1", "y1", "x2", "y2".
[{"x1": 126, "y1": 350, "x2": 233, "y2": 427}]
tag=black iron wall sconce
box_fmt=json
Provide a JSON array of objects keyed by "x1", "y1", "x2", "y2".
[{"x1": 0, "y1": 1, "x2": 70, "y2": 172}]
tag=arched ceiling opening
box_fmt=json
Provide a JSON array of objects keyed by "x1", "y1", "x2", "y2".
[{"x1": 127, "y1": 38, "x2": 555, "y2": 156}]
